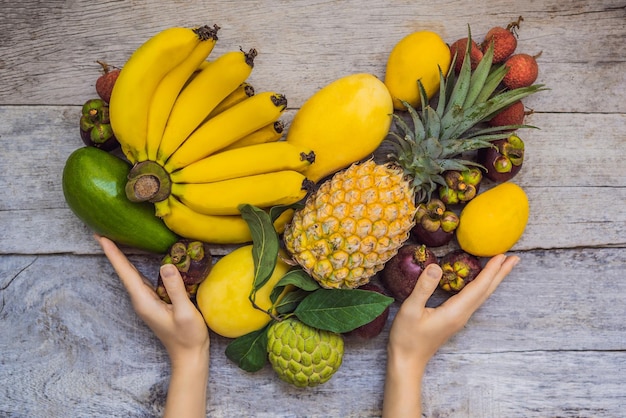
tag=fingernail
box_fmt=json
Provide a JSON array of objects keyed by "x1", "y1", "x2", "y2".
[
  {"x1": 512, "y1": 256, "x2": 521, "y2": 267},
  {"x1": 426, "y1": 264, "x2": 441, "y2": 279},
  {"x1": 160, "y1": 264, "x2": 178, "y2": 279}
]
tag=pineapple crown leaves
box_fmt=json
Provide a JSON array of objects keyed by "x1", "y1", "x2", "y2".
[
  {"x1": 438, "y1": 26, "x2": 548, "y2": 139},
  {"x1": 387, "y1": 25, "x2": 547, "y2": 203}
]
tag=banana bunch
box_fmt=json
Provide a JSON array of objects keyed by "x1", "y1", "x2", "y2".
[{"x1": 109, "y1": 25, "x2": 316, "y2": 244}]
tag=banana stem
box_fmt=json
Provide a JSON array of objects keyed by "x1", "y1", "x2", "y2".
[
  {"x1": 193, "y1": 24, "x2": 220, "y2": 41},
  {"x1": 125, "y1": 161, "x2": 172, "y2": 203}
]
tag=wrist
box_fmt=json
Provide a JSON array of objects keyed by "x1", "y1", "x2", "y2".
[
  {"x1": 170, "y1": 345, "x2": 210, "y2": 376},
  {"x1": 164, "y1": 347, "x2": 209, "y2": 418},
  {"x1": 383, "y1": 344, "x2": 425, "y2": 417},
  {"x1": 386, "y1": 343, "x2": 428, "y2": 378}
]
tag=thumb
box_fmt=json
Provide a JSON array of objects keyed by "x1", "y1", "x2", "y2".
[
  {"x1": 159, "y1": 264, "x2": 192, "y2": 307},
  {"x1": 406, "y1": 263, "x2": 442, "y2": 307}
]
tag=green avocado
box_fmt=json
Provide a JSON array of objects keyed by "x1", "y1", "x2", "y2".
[{"x1": 62, "y1": 146, "x2": 178, "y2": 253}]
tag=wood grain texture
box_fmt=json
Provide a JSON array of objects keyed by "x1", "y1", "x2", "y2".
[
  {"x1": 0, "y1": 0, "x2": 624, "y2": 111},
  {"x1": 0, "y1": 0, "x2": 625, "y2": 416},
  {"x1": 1, "y1": 108, "x2": 624, "y2": 254},
  {"x1": 1, "y1": 250, "x2": 625, "y2": 417}
]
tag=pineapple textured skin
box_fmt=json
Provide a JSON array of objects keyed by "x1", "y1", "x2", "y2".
[{"x1": 284, "y1": 160, "x2": 416, "y2": 289}]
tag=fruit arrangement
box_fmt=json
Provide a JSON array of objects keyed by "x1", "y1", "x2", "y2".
[{"x1": 62, "y1": 17, "x2": 545, "y2": 388}]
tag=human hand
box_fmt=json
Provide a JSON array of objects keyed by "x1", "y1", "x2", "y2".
[
  {"x1": 389, "y1": 254, "x2": 519, "y2": 367},
  {"x1": 383, "y1": 254, "x2": 519, "y2": 417},
  {"x1": 95, "y1": 235, "x2": 210, "y2": 368},
  {"x1": 96, "y1": 235, "x2": 210, "y2": 417}
]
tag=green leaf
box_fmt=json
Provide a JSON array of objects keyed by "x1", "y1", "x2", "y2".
[
  {"x1": 276, "y1": 268, "x2": 321, "y2": 291},
  {"x1": 442, "y1": 26, "x2": 473, "y2": 121},
  {"x1": 442, "y1": 59, "x2": 457, "y2": 112},
  {"x1": 392, "y1": 111, "x2": 417, "y2": 143},
  {"x1": 435, "y1": 65, "x2": 449, "y2": 116},
  {"x1": 422, "y1": 137, "x2": 444, "y2": 159},
  {"x1": 269, "y1": 270, "x2": 316, "y2": 304},
  {"x1": 268, "y1": 203, "x2": 303, "y2": 223},
  {"x1": 416, "y1": 79, "x2": 429, "y2": 114},
  {"x1": 464, "y1": 40, "x2": 494, "y2": 108},
  {"x1": 437, "y1": 158, "x2": 484, "y2": 173},
  {"x1": 275, "y1": 289, "x2": 312, "y2": 314},
  {"x1": 404, "y1": 101, "x2": 425, "y2": 141},
  {"x1": 270, "y1": 269, "x2": 320, "y2": 310},
  {"x1": 225, "y1": 325, "x2": 270, "y2": 373},
  {"x1": 474, "y1": 65, "x2": 508, "y2": 104},
  {"x1": 294, "y1": 288, "x2": 394, "y2": 333},
  {"x1": 239, "y1": 204, "x2": 279, "y2": 291},
  {"x1": 447, "y1": 84, "x2": 547, "y2": 139},
  {"x1": 424, "y1": 107, "x2": 441, "y2": 141},
  {"x1": 467, "y1": 124, "x2": 538, "y2": 138}
]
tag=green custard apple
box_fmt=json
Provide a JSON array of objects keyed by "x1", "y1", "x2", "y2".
[{"x1": 267, "y1": 317, "x2": 344, "y2": 388}]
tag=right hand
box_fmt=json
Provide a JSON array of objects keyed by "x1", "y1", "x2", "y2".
[
  {"x1": 388, "y1": 253, "x2": 519, "y2": 370},
  {"x1": 383, "y1": 254, "x2": 519, "y2": 417}
]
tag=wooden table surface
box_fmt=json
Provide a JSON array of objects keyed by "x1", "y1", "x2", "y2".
[{"x1": 1, "y1": 1, "x2": 625, "y2": 417}]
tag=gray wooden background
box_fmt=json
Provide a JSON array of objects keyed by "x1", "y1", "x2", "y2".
[{"x1": 1, "y1": 1, "x2": 625, "y2": 417}]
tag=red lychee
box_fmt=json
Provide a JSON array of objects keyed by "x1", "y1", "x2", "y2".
[
  {"x1": 482, "y1": 27, "x2": 517, "y2": 63},
  {"x1": 449, "y1": 37, "x2": 483, "y2": 73},
  {"x1": 502, "y1": 53, "x2": 539, "y2": 89},
  {"x1": 488, "y1": 100, "x2": 526, "y2": 127},
  {"x1": 95, "y1": 61, "x2": 120, "y2": 103},
  {"x1": 481, "y1": 16, "x2": 523, "y2": 64}
]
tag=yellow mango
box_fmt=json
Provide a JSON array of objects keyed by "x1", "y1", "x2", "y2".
[
  {"x1": 286, "y1": 73, "x2": 393, "y2": 182},
  {"x1": 456, "y1": 182, "x2": 529, "y2": 257},
  {"x1": 196, "y1": 245, "x2": 291, "y2": 338},
  {"x1": 384, "y1": 31, "x2": 451, "y2": 110}
]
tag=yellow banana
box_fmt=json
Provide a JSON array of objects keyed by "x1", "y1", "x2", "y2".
[
  {"x1": 181, "y1": 59, "x2": 213, "y2": 90},
  {"x1": 171, "y1": 170, "x2": 310, "y2": 216},
  {"x1": 145, "y1": 28, "x2": 219, "y2": 160},
  {"x1": 155, "y1": 196, "x2": 293, "y2": 244},
  {"x1": 170, "y1": 142, "x2": 316, "y2": 184},
  {"x1": 156, "y1": 48, "x2": 257, "y2": 165},
  {"x1": 219, "y1": 120, "x2": 285, "y2": 151},
  {"x1": 197, "y1": 60, "x2": 212, "y2": 71},
  {"x1": 206, "y1": 82, "x2": 255, "y2": 120},
  {"x1": 109, "y1": 25, "x2": 216, "y2": 163},
  {"x1": 164, "y1": 91, "x2": 288, "y2": 171}
]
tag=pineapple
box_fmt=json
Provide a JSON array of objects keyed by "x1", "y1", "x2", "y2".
[
  {"x1": 284, "y1": 160, "x2": 416, "y2": 289},
  {"x1": 284, "y1": 36, "x2": 545, "y2": 289}
]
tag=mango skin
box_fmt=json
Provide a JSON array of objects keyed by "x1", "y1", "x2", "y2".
[
  {"x1": 456, "y1": 182, "x2": 529, "y2": 257},
  {"x1": 196, "y1": 245, "x2": 291, "y2": 338},
  {"x1": 384, "y1": 31, "x2": 451, "y2": 110},
  {"x1": 286, "y1": 73, "x2": 393, "y2": 182},
  {"x1": 62, "y1": 147, "x2": 178, "y2": 253}
]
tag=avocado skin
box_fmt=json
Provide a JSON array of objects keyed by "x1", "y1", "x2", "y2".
[{"x1": 62, "y1": 147, "x2": 178, "y2": 253}]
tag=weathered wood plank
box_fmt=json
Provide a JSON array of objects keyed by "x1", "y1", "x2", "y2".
[
  {"x1": 421, "y1": 351, "x2": 626, "y2": 418},
  {"x1": 1, "y1": 1, "x2": 625, "y2": 416},
  {"x1": 2, "y1": 185, "x2": 624, "y2": 256},
  {"x1": 0, "y1": 1, "x2": 624, "y2": 113},
  {"x1": 1, "y1": 249, "x2": 624, "y2": 417},
  {"x1": 1, "y1": 107, "x2": 624, "y2": 254}
]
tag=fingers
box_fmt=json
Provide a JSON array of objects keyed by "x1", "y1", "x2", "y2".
[
  {"x1": 94, "y1": 234, "x2": 153, "y2": 299},
  {"x1": 446, "y1": 254, "x2": 519, "y2": 315},
  {"x1": 160, "y1": 264, "x2": 194, "y2": 309},
  {"x1": 405, "y1": 264, "x2": 443, "y2": 308},
  {"x1": 481, "y1": 254, "x2": 520, "y2": 297}
]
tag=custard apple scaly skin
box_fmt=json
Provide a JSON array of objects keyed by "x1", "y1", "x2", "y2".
[{"x1": 267, "y1": 317, "x2": 344, "y2": 388}]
